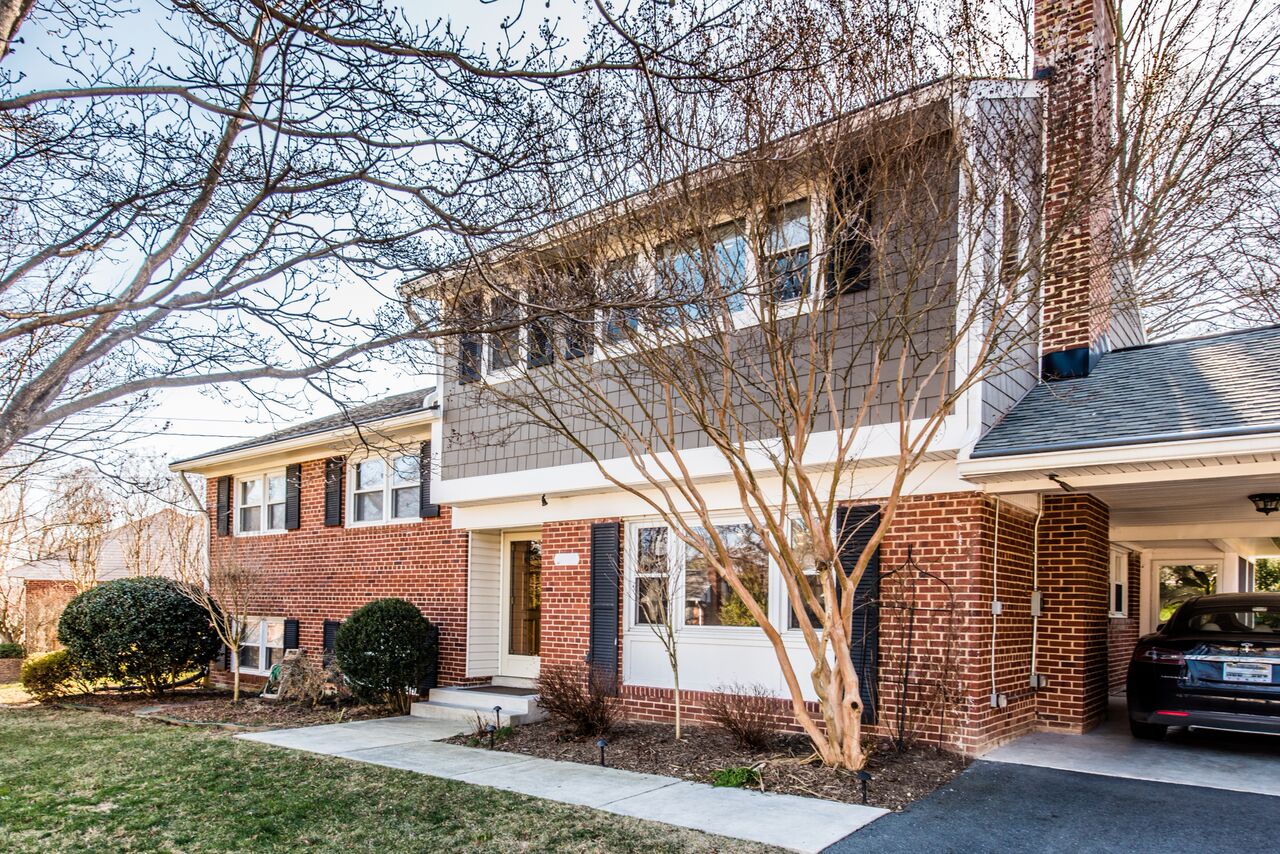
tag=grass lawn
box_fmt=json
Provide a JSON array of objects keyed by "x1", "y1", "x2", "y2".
[{"x1": 0, "y1": 704, "x2": 765, "y2": 853}]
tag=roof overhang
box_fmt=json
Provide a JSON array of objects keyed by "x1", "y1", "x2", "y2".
[
  {"x1": 958, "y1": 430, "x2": 1280, "y2": 493},
  {"x1": 171, "y1": 409, "x2": 438, "y2": 477}
]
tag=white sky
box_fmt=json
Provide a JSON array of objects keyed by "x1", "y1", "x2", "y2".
[{"x1": 20, "y1": 1, "x2": 597, "y2": 467}]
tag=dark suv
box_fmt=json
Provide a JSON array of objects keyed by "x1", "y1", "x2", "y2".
[{"x1": 1127, "y1": 592, "x2": 1280, "y2": 739}]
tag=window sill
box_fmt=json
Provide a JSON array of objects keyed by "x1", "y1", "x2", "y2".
[
  {"x1": 233, "y1": 529, "x2": 289, "y2": 538},
  {"x1": 344, "y1": 516, "x2": 421, "y2": 530}
]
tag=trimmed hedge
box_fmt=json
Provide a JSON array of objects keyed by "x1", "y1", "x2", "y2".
[
  {"x1": 58, "y1": 577, "x2": 220, "y2": 696},
  {"x1": 335, "y1": 598, "x2": 436, "y2": 713},
  {"x1": 0, "y1": 642, "x2": 24, "y2": 659}
]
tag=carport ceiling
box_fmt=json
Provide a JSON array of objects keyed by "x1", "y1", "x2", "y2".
[{"x1": 1093, "y1": 473, "x2": 1280, "y2": 527}]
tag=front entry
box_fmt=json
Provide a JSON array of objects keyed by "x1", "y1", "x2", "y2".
[{"x1": 499, "y1": 532, "x2": 541, "y2": 679}]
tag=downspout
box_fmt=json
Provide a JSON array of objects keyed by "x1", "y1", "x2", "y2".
[
  {"x1": 1029, "y1": 491, "x2": 1044, "y2": 688},
  {"x1": 989, "y1": 497, "x2": 1005, "y2": 707}
]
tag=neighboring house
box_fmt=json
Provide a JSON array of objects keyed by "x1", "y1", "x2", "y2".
[
  {"x1": 172, "y1": 0, "x2": 1280, "y2": 754},
  {"x1": 8, "y1": 508, "x2": 202, "y2": 652}
]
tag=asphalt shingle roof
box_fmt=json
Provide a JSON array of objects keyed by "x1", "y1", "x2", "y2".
[
  {"x1": 175, "y1": 387, "x2": 434, "y2": 465},
  {"x1": 972, "y1": 325, "x2": 1280, "y2": 458}
]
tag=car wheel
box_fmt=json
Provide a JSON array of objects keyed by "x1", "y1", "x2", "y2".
[{"x1": 1130, "y1": 719, "x2": 1167, "y2": 740}]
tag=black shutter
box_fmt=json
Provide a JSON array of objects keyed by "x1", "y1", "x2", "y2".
[
  {"x1": 322, "y1": 619, "x2": 341, "y2": 665},
  {"x1": 458, "y1": 336, "x2": 482, "y2": 384},
  {"x1": 825, "y1": 166, "x2": 873, "y2": 296},
  {"x1": 419, "y1": 441, "x2": 439, "y2": 518},
  {"x1": 221, "y1": 642, "x2": 231, "y2": 670},
  {"x1": 284, "y1": 463, "x2": 302, "y2": 530},
  {"x1": 836, "y1": 504, "x2": 881, "y2": 724},
  {"x1": 215, "y1": 476, "x2": 232, "y2": 536},
  {"x1": 417, "y1": 623, "x2": 440, "y2": 696},
  {"x1": 283, "y1": 619, "x2": 300, "y2": 651},
  {"x1": 588, "y1": 521, "x2": 621, "y2": 694},
  {"x1": 323, "y1": 457, "x2": 344, "y2": 527}
]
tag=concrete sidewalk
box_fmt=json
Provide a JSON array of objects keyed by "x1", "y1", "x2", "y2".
[{"x1": 240, "y1": 717, "x2": 886, "y2": 853}]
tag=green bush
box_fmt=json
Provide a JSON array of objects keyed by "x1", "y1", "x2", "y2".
[
  {"x1": 0, "y1": 642, "x2": 24, "y2": 659},
  {"x1": 58, "y1": 576, "x2": 221, "y2": 696},
  {"x1": 20, "y1": 651, "x2": 79, "y2": 702},
  {"x1": 335, "y1": 598, "x2": 436, "y2": 713},
  {"x1": 709, "y1": 767, "x2": 762, "y2": 789}
]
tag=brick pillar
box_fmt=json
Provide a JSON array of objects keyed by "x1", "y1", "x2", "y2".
[
  {"x1": 1035, "y1": 493, "x2": 1110, "y2": 732},
  {"x1": 1035, "y1": 0, "x2": 1121, "y2": 378}
]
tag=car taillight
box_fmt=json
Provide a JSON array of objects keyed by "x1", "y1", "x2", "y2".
[{"x1": 1134, "y1": 646, "x2": 1185, "y2": 665}]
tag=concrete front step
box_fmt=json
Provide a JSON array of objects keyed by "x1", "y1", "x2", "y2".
[{"x1": 410, "y1": 684, "x2": 546, "y2": 726}]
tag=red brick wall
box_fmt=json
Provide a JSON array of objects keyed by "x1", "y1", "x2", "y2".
[
  {"x1": 206, "y1": 459, "x2": 473, "y2": 684},
  {"x1": 608, "y1": 493, "x2": 1044, "y2": 755},
  {"x1": 1035, "y1": 0, "x2": 1120, "y2": 357},
  {"x1": 537, "y1": 519, "x2": 617, "y2": 671},
  {"x1": 1106, "y1": 549, "x2": 1142, "y2": 690},
  {"x1": 1035, "y1": 493, "x2": 1110, "y2": 732}
]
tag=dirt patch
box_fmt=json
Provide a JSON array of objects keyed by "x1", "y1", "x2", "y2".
[
  {"x1": 58, "y1": 685, "x2": 396, "y2": 730},
  {"x1": 445, "y1": 719, "x2": 967, "y2": 811}
]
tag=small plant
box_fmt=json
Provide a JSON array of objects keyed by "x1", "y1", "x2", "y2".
[
  {"x1": 20, "y1": 651, "x2": 80, "y2": 702},
  {"x1": 0, "y1": 642, "x2": 24, "y2": 659},
  {"x1": 334, "y1": 598, "x2": 437, "y2": 714},
  {"x1": 536, "y1": 662, "x2": 620, "y2": 738},
  {"x1": 704, "y1": 682, "x2": 779, "y2": 749},
  {"x1": 276, "y1": 651, "x2": 329, "y2": 707},
  {"x1": 709, "y1": 766, "x2": 762, "y2": 789}
]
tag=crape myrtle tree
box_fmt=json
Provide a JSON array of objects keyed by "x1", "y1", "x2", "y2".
[
  {"x1": 0, "y1": 0, "x2": 814, "y2": 472},
  {"x1": 419, "y1": 2, "x2": 1051, "y2": 770}
]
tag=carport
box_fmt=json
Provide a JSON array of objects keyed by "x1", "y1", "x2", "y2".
[{"x1": 958, "y1": 326, "x2": 1280, "y2": 745}]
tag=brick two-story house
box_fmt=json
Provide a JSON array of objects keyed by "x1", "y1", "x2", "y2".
[{"x1": 173, "y1": 0, "x2": 1280, "y2": 754}]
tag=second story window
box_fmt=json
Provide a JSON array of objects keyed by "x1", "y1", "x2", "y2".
[
  {"x1": 236, "y1": 472, "x2": 286, "y2": 534},
  {"x1": 655, "y1": 224, "x2": 748, "y2": 324},
  {"x1": 351, "y1": 455, "x2": 420, "y2": 524},
  {"x1": 488, "y1": 295, "x2": 520, "y2": 373},
  {"x1": 766, "y1": 200, "x2": 811, "y2": 302}
]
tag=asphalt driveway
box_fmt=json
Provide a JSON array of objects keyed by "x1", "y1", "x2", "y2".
[{"x1": 825, "y1": 760, "x2": 1278, "y2": 854}]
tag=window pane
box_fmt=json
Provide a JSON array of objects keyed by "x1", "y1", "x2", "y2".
[
  {"x1": 239, "y1": 478, "x2": 261, "y2": 506},
  {"x1": 767, "y1": 200, "x2": 810, "y2": 253},
  {"x1": 771, "y1": 248, "x2": 810, "y2": 302},
  {"x1": 636, "y1": 527, "x2": 668, "y2": 573},
  {"x1": 788, "y1": 519, "x2": 822, "y2": 629},
  {"x1": 267, "y1": 503, "x2": 286, "y2": 531},
  {"x1": 489, "y1": 296, "x2": 520, "y2": 371},
  {"x1": 356, "y1": 492, "x2": 384, "y2": 522},
  {"x1": 393, "y1": 486, "x2": 418, "y2": 518},
  {"x1": 267, "y1": 474, "x2": 286, "y2": 503},
  {"x1": 238, "y1": 645, "x2": 259, "y2": 671},
  {"x1": 356, "y1": 459, "x2": 385, "y2": 490},
  {"x1": 712, "y1": 228, "x2": 747, "y2": 312},
  {"x1": 636, "y1": 576, "x2": 669, "y2": 625},
  {"x1": 684, "y1": 523, "x2": 768, "y2": 627},
  {"x1": 392, "y1": 455, "x2": 419, "y2": 485},
  {"x1": 239, "y1": 506, "x2": 261, "y2": 532}
]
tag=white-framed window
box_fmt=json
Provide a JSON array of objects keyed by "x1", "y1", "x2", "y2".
[
  {"x1": 235, "y1": 471, "x2": 287, "y2": 535},
  {"x1": 349, "y1": 455, "x2": 419, "y2": 525},
  {"x1": 654, "y1": 222, "x2": 750, "y2": 325},
  {"x1": 787, "y1": 517, "x2": 823, "y2": 629},
  {"x1": 1110, "y1": 548, "x2": 1130, "y2": 618},
  {"x1": 764, "y1": 199, "x2": 812, "y2": 303},
  {"x1": 237, "y1": 616, "x2": 285, "y2": 674},
  {"x1": 627, "y1": 517, "x2": 777, "y2": 631}
]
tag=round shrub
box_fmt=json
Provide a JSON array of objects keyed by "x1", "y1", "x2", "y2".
[
  {"x1": 58, "y1": 576, "x2": 221, "y2": 696},
  {"x1": 0, "y1": 642, "x2": 24, "y2": 659},
  {"x1": 20, "y1": 651, "x2": 79, "y2": 702},
  {"x1": 335, "y1": 598, "x2": 437, "y2": 713}
]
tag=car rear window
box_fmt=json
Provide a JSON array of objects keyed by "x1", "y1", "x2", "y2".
[{"x1": 1179, "y1": 605, "x2": 1280, "y2": 634}]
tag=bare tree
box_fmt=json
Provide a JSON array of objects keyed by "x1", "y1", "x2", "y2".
[
  {"x1": 175, "y1": 544, "x2": 260, "y2": 703},
  {"x1": 0, "y1": 0, "x2": 818, "y2": 467}
]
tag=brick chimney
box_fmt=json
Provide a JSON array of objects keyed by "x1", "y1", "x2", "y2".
[{"x1": 1035, "y1": 0, "x2": 1130, "y2": 379}]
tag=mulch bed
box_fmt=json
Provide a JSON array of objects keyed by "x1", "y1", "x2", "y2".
[
  {"x1": 61, "y1": 685, "x2": 396, "y2": 730},
  {"x1": 444, "y1": 719, "x2": 968, "y2": 811}
]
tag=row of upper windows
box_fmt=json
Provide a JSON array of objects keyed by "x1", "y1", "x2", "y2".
[
  {"x1": 230, "y1": 454, "x2": 426, "y2": 536},
  {"x1": 455, "y1": 196, "x2": 867, "y2": 381}
]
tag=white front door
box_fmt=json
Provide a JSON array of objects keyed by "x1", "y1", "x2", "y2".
[{"x1": 498, "y1": 532, "x2": 542, "y2": 679}]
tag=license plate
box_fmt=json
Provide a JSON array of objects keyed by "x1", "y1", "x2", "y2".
[{"x1": 1223, "y1": 662, "x2": 1273, "y2": 683}]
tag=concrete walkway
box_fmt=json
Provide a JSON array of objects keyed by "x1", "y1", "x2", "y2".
[
  {"x1": 983, "y1": 697, "x2": 1280, "y2": 796},
  {"x1": 239, "y1": 717, "x2": 885, "y2": 853},
  {"x1": 825, "y1": 760, "x2": 1279, "y2": 854}
]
